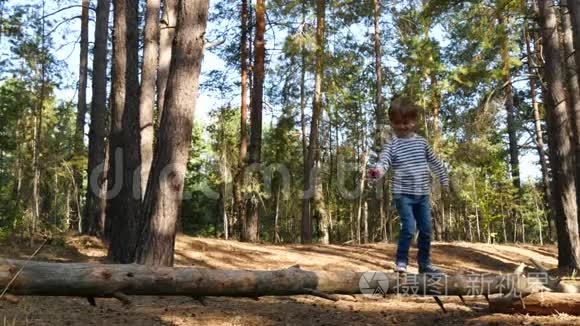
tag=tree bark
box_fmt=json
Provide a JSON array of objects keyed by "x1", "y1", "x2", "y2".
[
  {"x1": 106, "y1": 0, "x2": 142, "y2": 263},
  {"x1": 234, "y1": 0, "x2": 249, "y2": 240},
  {"x1": 157, "y1": 0, "x2": 178, "y2": 124},
  {"x1": 84, "y1": 0, "x2": 111, "y2": 237},
  {"x1": 0, "y1": 259, "x2": 565, "y2": 300},
  {"x1": 302, "y1": 0, "x2": 325, "y2": 244},
  {"x1": 31, "y1": 0, "x2": 47, "y2": 240},
  {"x1": 497, "y1": 12, "x2": 520, "y2": 192},
  {"x1": 372, "y1": 0, "x2": 388, "y2": 243},
  {"x1": 489, "y1": 292, "x2": 580, "y2": 315},
  {"x1": 538, "y1": 0, "x2": 580, "y2": 269},
  {"x1": 77, "y1": 0, "x2": 90, "y2": 135},
  {"x1": 77, "y1": 0, "x2": 89, "y2": 131},
  {"x1": 139, "y1": 0, "x2": 161, "y2": 198},
  {"x1": 242, "y1": 0, "x2": 265, "y2": 243},
  {"x1": 356, "y1": 151, "x2": 368, "y2": 245},
  {"x1": 524, "y1": 18, "x2": 551, "y2": 235},
  {"x1": 135, "y1": 0, "x2": 209, "y2": 266},
  {"x1": 75, "y1": 0, "x2": 90, "y2": 232},
  {"x1": 564, "y1": 0, "x2": 580, "y2": 230}
]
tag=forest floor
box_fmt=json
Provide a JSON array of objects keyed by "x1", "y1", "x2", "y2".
[{"x1": 1, "y1": 234, "x2": 579, "y2": 326}]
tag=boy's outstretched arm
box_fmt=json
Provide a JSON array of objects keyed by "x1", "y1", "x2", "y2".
[
  {"x1": 426, "y1": 143, "x2": 449, "y2": 189},
  {"x1": 369, "y1": 142, "x2": 393, "y2": 179}
]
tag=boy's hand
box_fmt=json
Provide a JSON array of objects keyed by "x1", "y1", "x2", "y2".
[{"x1": 368, "y1": 168, "x2": 383, "y2": 180}]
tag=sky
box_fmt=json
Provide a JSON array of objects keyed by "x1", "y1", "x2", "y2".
[{"x1": 4, "y1": 0, "x2": 542, "y2": 182}]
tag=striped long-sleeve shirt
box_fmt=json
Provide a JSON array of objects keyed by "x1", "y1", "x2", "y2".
[{"x1": 376, "y1": 134, "x2": 448, "y2": 195}]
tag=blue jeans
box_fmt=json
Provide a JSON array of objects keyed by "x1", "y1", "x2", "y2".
[{"x1": 394, "y1": 194, "x2": 432, "y2": 267}]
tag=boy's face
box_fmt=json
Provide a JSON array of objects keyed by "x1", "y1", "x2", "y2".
[{"x1": 391, "y1": 113, "x2": 417, "y2": 138}]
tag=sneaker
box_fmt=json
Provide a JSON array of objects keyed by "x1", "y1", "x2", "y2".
[
  {"x1": 419, "y1": 264, "x2": 442, "y2": 274},
  {"x1": 394, "y1": 262, "x2": 407, "y2": 273}
]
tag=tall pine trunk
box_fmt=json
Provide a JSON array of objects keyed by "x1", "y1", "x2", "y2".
[
  {"x1": 565, "y1": 0, "x2": 580, "y2": 229},
  {"x1": 234, "y1": 0, "x2": 249, "y2": 240},
  {"x1": 31, "y1": 0, "x2": 47, "y2": 241},
  {"x1": 497, "y1": 12, "x2": 521, "y2": 192},
  {"x1": 75, "y1": 0, "x2": 90, "y2": 232},
  {"x1": 84, "y1": 0, "x2": 110, "y2": 236},
  {"x1": 242, "y1": 0, "x2": 265, "y2": 243},
  {"x1": 524, "y1": 18, "x2": 552, "y2": 236},
  {"x1": 77, "y1": 0, "x2": 89, "y2": 144},
  {"x1": 302, "y1": 0, "x2": 325, "y2": 244},
  {"x1": 157, "y1": 0, "x2": 178, "y2": 123},
  {"x1": 538, "y1": 0, "x2": 580, "y2": 270},
  {"x1": 106, "y1": 0, "x2": 142, "y2": 263},
  {"x1": 372, "y1": 0, "x2": 388, "y2": 242},
  {"x1": 139, "y1": 0, "x2": 161, "y2": 198},
  {"x1": 136, "y1": 0, "x2": 209, "y2": 266},
  {"x1": 356, "y1": 151, "x2": 368, "y2": 244}
]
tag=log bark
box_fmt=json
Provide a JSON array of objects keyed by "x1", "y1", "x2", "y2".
[
  {"x1": 0, "y1": 259, "x2": 560, "y2": 299},
  {"x1": 489, "y1": 292, "x2": 580, "y2": 315}
]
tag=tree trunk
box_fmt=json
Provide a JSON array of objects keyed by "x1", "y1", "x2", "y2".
[
  {"x1": 501, "y1": 201, "x2": 508, "y2": 243},
  {"x1": 300, "y1": 1, "x2": 308, "y2": 179},
  {"x1": 363, "y1": 201, "x2": 368, "y2": 244},
  {"x1": 302, "y1": 0, "x2": 325, "y2": 244},
  {"x1": 472, "y1": 176, "x2": 481, "y2": 242},
  {"x1": 106, "y1": 0, "x2": 142, "y2": 263},
  {"x1": 534, "y1": 190, "x2": 544, "y2": 245},
  {"x1": 274, "y1": 183, "x2": 280, "y2": 243},
  {"x1": 31, "y1": 0, "x2": 47, "y2": 241},
  {"x1": 77, "y1": 2, "x2": 91, "y2": 129},
  {"x1": 242, "y1": 0, "x2": 265, "y2": 243},
  {"x1": 356, "y1": 151, "x2": 368, "y2": 245},
  {"x1": 497, "y1": 12, "x2": 520, "y2": 192},
  {"x1": 84, "y1": 0, "x2": 111, "y2": 236},
  {"x1": 219, "y1": 118, "x2": 229, "y2": 240},
  {"x1": 31, "y1": 108, "x2": 41, "y2": 240},
  {"x1": 314, "y1": 159, "x2": 330, "y2": 244},
  {"x1": 157, "y1": 0, "x2": 178, "y2": 123},
  {"x1": 234, "y1": 0, "x2": 249, "y2": 240},
  {"x1": 563, "y1": 0, "x2": 580, "y2": 233},
  {"x1": 12, "y1": 120, "x2": 22, "y2": 207},
  {"x1": 524, "y1": 18, "x2": 552, "y2": 234},
  {"x1": 139, "y1": 0, "x2": 161, "y2": 198},
  {"x1": 75, "y1": 0, "x2": 90, "y2": 232},
  {"x1": 0, "y1": 259, "x2": 566, "y2": 299},
  {"x1": 538, "y1": 0, "x2": 580, "y2": 270},
  {"x1": 299, "y1": 2, "x2": 310, "y2": 243},
  {"x1": 77, "y1": 0, "x2": 90, "y2": 137},
  {"x1": 135, "y1": 0, "x2": 209, "y2": 266},
  {"x1": 372, "y1": 0, "x2": 388, "y2": 243}
]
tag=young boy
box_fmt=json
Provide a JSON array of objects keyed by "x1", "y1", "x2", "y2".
[{"x1": 368, "y1": 96, "x2": 448, "y2": 274}]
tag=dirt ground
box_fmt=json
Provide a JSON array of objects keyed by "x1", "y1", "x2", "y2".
[{"x1": 1, "y1": 235, "x2": 579, "y2": 326}]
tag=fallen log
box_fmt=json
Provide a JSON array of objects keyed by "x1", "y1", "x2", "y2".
[
  {"x1": 0, "y1": 258, "x2": 551, "y2": 299},
  {"x1": 489, "y1": 292, "x2": 580, "y2": 315}
]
